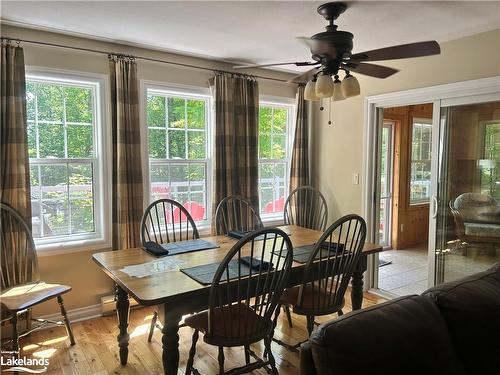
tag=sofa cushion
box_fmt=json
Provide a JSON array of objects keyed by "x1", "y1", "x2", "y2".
[
  {"x1": 307, "y1": 295, "x2": 467, "y2": 375},
  {"x1": 463, "y1": 222, "x2": 500, "y2": 238},
  {"x1": 424, "y1": 263, "x2": 500, "y2": 375}
]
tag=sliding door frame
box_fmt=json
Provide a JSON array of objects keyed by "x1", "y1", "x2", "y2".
[{"x1": 362, "y1": 76, "x2": 500, "y2": 293}]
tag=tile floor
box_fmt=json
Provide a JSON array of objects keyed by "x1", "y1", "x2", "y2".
[{"x1": 378, "y1": 242, "x2": 499, "y2": 296}]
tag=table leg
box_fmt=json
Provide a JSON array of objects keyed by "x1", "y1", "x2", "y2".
[
  {"x1": 159, "y1": 304, "x2": 182, "y2": 375},
  {"x1": 351, "y1": 254, "x2": 367, "y2": 310},
  {"x1": 115, "y1": 285, "x2": 130, "y2": 366}
]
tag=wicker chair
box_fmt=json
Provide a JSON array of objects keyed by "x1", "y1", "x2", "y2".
[
  {"x1": 0, "y1": 203, "x2": 75, "y2": 355},
  {"x1": 274, "y1": 214, "x2": 367, "y2": 352},
  {"x1": 214, "y1": 195, "x2": 263, "y2": 236},
  {"x1": 140, "y1": 199, "x2": 199, "y2": 342},
  {"x1": 184, "y1": 228, "x2": 293, "y2": 375}
]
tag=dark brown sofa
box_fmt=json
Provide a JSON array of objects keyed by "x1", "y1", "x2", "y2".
[{"x1": 300, "y1": 264, "x2": 500, "y2": 375}]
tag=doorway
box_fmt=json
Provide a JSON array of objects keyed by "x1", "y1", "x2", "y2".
[
  {"x1": 377, "y1": 104, "x2": 433, "y2": 296},
  {"x1": 363, "y1": 77, "x2": 500, "y2": 297}
]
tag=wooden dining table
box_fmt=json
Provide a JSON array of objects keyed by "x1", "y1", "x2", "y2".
[{"x1": 92, "y1": 225, "x2": 383, "y2": 375}]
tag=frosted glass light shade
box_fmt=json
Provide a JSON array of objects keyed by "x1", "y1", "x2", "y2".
[
  {"x1": 333, "y1": 76, "x2": 345, "y2": 101},
  {"x1": 342, "y1": 73, "x2": 360, "y2": 98},
  {"x1": 304, "y1": 80, "x2": 320, "y2": 101},
  {"x1": 315, "y1": 74, "x2": 334, "y2": 98}
]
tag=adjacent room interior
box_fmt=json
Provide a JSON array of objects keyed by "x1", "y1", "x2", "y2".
[{"x1": 1, "y1": 1, "x2": 499, "y2": 374}]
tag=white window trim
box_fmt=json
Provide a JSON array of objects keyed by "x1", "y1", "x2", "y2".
[
  {"x1": 25, "y1": 67, "x2": 111, "y2": 256},
  {"x1": 258, "y1": 95, "x2": 296, "y2": 223},
  {"x1": 140, "y1": 80, "x2": 213, "y2": 233},
  {"x1": 409, "y1": 117, "x2": 433, "y2": 205}
]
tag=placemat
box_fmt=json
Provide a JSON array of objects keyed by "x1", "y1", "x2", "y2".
[
  {"x1": 161, "y1": 239, "x2": 220, "y2": 255},
  {"x1": 275, "y1": 243, "x2": 345, "y2": 263},
  {"x1": 181, "y1": 258, "x2": 271, "y2": 285}
]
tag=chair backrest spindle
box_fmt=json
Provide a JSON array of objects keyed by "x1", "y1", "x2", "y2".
[
  {"x1": 214, "y1": 196, "x2": 263, "y2": 235},
  {"x1": 284, "y1": 186, "x2": 328, "y2": 231}
]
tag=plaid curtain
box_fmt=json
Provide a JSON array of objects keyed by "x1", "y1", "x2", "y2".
[
  {"x1": 1, "y1": 43, "x2": 31, "y2": 224},
  {"x1": 290, "y1": 85, "x2": 310, "y2": 191},
  {"x1": 109, "y1": 56, "x2": 144, "y2": 250},
  {"x1": 210, "y1": 73, "x2": 259, "y2": 233}
]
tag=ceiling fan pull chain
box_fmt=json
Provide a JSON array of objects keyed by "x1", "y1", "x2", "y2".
[{"x1": 328, "y1": 98, "x2": 333, "y2": 126}]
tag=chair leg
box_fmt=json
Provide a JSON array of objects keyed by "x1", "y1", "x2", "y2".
[
  {"x1": 11, "y1": 313, "x2": 19, "y2": 356},
  {"x1": 264, "y1": 336, "x2": 278, "y2": 375},
  {"x1": 284, "y1": 305, "x2": 293, "y2": 328},
  {"x1": 57, "y1": 296, "x2": 75, "y2": 345},
  {"x1": 148, "y1": 311, "x2": 158, "y2": 343},
  {"x1": 218, "y1": 346, "x2": 225, "y2": 375},
  {"x1": 244, "y1": 344, "x2": 250, "y2": 365},
  {"x1": 185, "y1": 329, "x2": 198, "y2": 375},
  {"x1": 306, "y1": 315, "x2": 314, "y2": 337}
]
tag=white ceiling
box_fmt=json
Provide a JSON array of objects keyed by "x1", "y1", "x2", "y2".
[{"x1": 1, "y1": 1, "x2": 500, "y2": 72}]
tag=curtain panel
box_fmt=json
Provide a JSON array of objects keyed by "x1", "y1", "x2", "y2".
[
  {"x1": 0, "y1": 43, "x2": 31, "y2": 223},
  {"x1": 109, "y1": 56, "x2": 144, "y2": 250},
  {"x1": 210, "y1": 73, "x2": 259, "y2": 232},
  {"x1": 289, "y1": 84, "x2": 311, "y2": 191}
]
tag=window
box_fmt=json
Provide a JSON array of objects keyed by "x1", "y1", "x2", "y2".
[
  {"x1": 146, "y1": 87, "x2": 211, "y2": 224},
  {"x1": 410, "y1": 118, "x2": 432, "y2": 204},
  {"x1": 26, "y1": 74, "x2": 105, "y2": 246},
  {"x1": 480, "y1": 121, "x2": 500, "y2": 199},
  {"x1": 258, "y1": 101, "x2": 294, "y2": 217}
]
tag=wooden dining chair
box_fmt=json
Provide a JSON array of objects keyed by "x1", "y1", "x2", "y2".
[
  {"x1": 140, "y1": 198, "x2": 200, "y2": 342},
  {"x1": 274, "y1": 214, "x2": 367, "y2": 352},
  {"x1": 284, "y1": 186, "x2": 328, "y2": 231},
  {"x1": 184, "y1": 228, "x2": 293, "y2": 375},
  {"x1": 0, "y1": 203, "x2": 75, "y2": 354},
  {"x1": 214, "y1": 195, "x2": 263, "y2": 236}
]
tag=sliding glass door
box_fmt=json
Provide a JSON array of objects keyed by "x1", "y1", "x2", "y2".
[{"x1": 432, "y1": 99, "x2": 500, "y2": 284}]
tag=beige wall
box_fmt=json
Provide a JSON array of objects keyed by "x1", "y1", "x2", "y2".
[
  {"x1": 312, "y1": 29, "x2": 500, "y2": 222},
  {"x1": 1, "y1": 24, "x2": 297, "y2": 316}
]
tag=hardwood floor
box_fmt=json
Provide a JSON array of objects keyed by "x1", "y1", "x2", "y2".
[{"x1": 7, "y1": 290, "x2": 385, "y2": 374}]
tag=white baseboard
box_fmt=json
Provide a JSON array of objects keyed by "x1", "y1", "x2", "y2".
[{"x1": 40, "y1": 303, "x2": 102, "y2": 324}]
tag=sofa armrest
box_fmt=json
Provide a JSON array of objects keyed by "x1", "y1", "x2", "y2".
[{"x1": 300, "y1": 341, "x2": 317, "y2": 375}]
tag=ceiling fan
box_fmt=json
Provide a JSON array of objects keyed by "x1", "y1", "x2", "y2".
[{"x1": 233, "y1": 1, "x2": 440, "y2": 101}]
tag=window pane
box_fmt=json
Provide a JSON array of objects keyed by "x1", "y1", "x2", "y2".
[
  {"x1": 187, "y1": 99, "x2": 205, "y2": 129},
  {"x1": 39, "y1": 124, "x2": 65, "y2": 158},
  {"x1": 40, "y1": 165, "x2": 69, "y2": 236},
  {"x1": 65, "y1": 87, "x2": 93, "y2": 123},
  {"x1": 30, "y1": 165, "x2": 40, "y2": 199},
  {"x1": 148, "y1": 129, "x2": 166, "y2": 158},
  {"x1": 42, "y1": 199, "x2": 69, "y2": 236},
  {"x1": 170, "y1": 164, "x2": 188, "y2": 196},
  {"x1": 168, "y1": 97, "x2": 185, "y2": 128},
  {"x1": 272, "y1": 135, "x2": 287, "y2": 159},
  {"x1": 36, "y1": 84, "x2": 64, "y2": 122},
  {"x1": 168, "y1": 130, "x2": 186, "y2": 158},
  {"x1": 188, "y1": 131, "x2": 206, "y2": 159},
  {"x1": 70, "y1": 199, "x2": 94, "y2": 233},
  {"x1": 259, "y1": 134, "x2": 272, "y2": 159},
  {"x1": 147, "y1": 95, "x2": 166, "y2": 127},
  {"x1": 26, "y1": 85, "x2": 36, "y2": 121},
  {"x1": 41, "y1": 165, "x2": 67, "y2": 200},
  {"x1": 410, "y1": 121, "x2": 432, "y2": 204},
  {"x1": 67, "y1": 125, "x2": 93, "y2": 158},
  {"x1": 273, "y1": 108, "x2": 287, "y2": 133},
  {"x1": 69, "y1": 164, "x2": 93, "y2": 200},
  {"x1": 28, "y1": 122, "x2": 37, "y2": 158},
  {"x1": 259, "y1": 106, "x2": 272, "y2": 133},
  {"x1": 188, "y1": 164, "x2": 206, "y2": 191}
]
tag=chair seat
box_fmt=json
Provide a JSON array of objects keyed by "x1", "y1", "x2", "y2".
[
  {"x1": 185, "y1": 304, "x2": 273, "y2": 346},
  {"x1": 0, "y1": 282, "x2": 71, "y2": 312},
  {"x1": 280, "y1": 284, "x2": 345, "y2": 316}
]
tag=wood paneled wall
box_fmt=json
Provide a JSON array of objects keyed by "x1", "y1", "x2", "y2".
[{"x1": 385, "y1": 104, "x2": 433, "y2": 249}]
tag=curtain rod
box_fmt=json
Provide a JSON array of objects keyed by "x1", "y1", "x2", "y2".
[{"x1": 1, "y1": 36, "x2": 295, "y2": 84}]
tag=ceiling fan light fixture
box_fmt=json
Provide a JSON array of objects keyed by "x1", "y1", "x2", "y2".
[
  {"x1": 304, "y1": 79, "x2": 320, "y2": 101},
  {"x1": 315, "y1": 73, "x2": 334, "y2": 98},
  {"x1": 333, "y1": 75, "x2": 345, "y2": 101},
  {"x1": 342, "y1": 72, "x2": 360, "y2": 98}
]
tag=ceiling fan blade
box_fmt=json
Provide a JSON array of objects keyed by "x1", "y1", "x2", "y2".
[
  {"x1": 233, "y1": 61, "x2": 317, "y2": 69},
  {"x1": 349, "y1": 41, "x2": 440, "y2": 62},
  {"x1": 296, "y1": 36, "x2": 337, "y2": 59},
  {"x1": 342, "y1": 62, "x2": 399, "y2": 78},
  {"x1": 287, "y1": 67, "x2": 321, "y2": 83}
]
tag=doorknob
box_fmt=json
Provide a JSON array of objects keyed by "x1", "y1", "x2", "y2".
[{"x1": 431, "y1": 196, "x2": 438, "y2": 219}]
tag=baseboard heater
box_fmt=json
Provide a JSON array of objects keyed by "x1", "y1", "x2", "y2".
[{"x1": 101, "y1": 295, "x2": 140, "y2": 316}]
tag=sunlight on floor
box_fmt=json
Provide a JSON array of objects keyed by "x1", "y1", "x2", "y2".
[
  {"x1": 23, "y1": 335, "x2": 68, "y2": 352},
  {"x1": 130, "y1": 323, "x2": 150, "y2": 338},
  {"x1": 33, "y1": 347, "x2": 57, "y2": 358}
]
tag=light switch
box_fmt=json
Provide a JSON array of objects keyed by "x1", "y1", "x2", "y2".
[{"x1": 352, "y1": 173, "x2": 359, "y2": 185}]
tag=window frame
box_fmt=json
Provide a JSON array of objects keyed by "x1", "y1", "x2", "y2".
[
  {"x1": 25, "y1": 67, "x2": 110, "y2": 254},
  {"x1": 141, "y1": 81, "x2": 213, "y2": 232},
  {"x1": 258, "y1": 96, "x2": 296, "y2": 221},
  {"x1": 409, "y1": 117, "x2": 433, "y2": 205}
]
